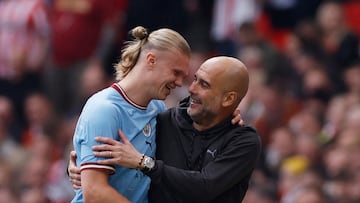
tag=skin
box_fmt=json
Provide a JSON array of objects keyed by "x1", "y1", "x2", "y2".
[{"x1": 68, "y1": 56, "x2": 247, "y2": 193}]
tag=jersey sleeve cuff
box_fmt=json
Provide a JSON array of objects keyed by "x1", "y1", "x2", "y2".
[{"x1": 80, "y1": 163, "x2": 115, "y2": 175}]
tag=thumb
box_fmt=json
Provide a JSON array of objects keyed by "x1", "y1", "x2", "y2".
[{"x1": 70, "y1": 150, "x2": 77, "y2": 165}]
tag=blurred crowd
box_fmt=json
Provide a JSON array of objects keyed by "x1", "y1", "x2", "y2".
[{"x1": 0, "y1": 0, "x2": 359, "y2": 203}]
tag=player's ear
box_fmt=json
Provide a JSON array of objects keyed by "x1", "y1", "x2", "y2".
[{"x1": 146, "y1": 52, "x2": 156, "y2": 67}]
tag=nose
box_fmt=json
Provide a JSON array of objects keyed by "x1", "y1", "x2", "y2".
[
  {"x1": 174, "y1": 76, "x2": 184, "y2": 87},
  {"x1": 188, "y1": 82, "x2": 196, "y2": 94}
]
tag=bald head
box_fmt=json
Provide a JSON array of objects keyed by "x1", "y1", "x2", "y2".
[{"x1": 201, "y1": 56, "x2": 249, "y2": 102}]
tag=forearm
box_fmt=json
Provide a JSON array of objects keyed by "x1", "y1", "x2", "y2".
[
  {"x1": 146, "y1": 144, "x2": 260, "y2": 201},
  {"x1": 145, "y1": 160, "x2": 215, "y2": 202},
  {"x1": 83, "y1": 185, "x2": 130, "y2": 203},
  {"x1": 82, "y1": 170, "x2": 130, "y2": 203}
]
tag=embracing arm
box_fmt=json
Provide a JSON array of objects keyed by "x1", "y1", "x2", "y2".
[
  {"x1": 91, "y1": 129, "x2": 261, "y2": 202},
  {"x1": 148, "y1": 130, "x2": 261, "y2": 202}
]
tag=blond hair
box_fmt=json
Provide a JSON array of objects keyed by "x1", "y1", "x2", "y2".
[{"x1": 114, "y1": 26, "x2": 191, "y2": 81}]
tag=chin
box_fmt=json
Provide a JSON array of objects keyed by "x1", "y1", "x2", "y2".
[{"x1": 187, "y1": 108, "x2": 198, "y2": 118}]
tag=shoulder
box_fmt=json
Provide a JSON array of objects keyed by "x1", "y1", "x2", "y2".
[
  {"x1": 80, "y1": 90, "x2": 120, "y2": 124},
  {"x1": 229, "y1": 125, "x2": 262, "y2": 148},
  {"x1": 149, "y1": 100, "x2": 167, "y2": 113}
]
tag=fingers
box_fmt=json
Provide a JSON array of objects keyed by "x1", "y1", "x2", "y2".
[
  {"x1": 68, "y1": 163, "x2": 82, "y2": 189},
  {"x1": 93, "y1": 150, "x2": 115, "y2": 158},
  {"x1": 68, "y1": 150, "x2": 80, "y2": 176},
  {"x1": 239, "y1": 118, "x2": 244, "y2": 125},
  {"x1": 231, "y1": 113, "x2": 244, "y2": 125},
  {"x1": 232, "y1": 108, "x2": 240, "y2": 116},
  {"x1": 70, "y1": 150, "x2": 77, "y2": 160},
  {"x1": 69, "y1": 150, "x2": 77, "y2": 166},
  {"x1": 92, "y1": 143, "x2": 115, "y2": 152},
  {"x1": 69, "y1": 176, "x2": 82, "y2": 189},
  {"x1": 118, "y1": 129, "x2": 130, "y2": 144},
  {"x1": 94, "y1": 136, "x2": 117, "y2": 145}
]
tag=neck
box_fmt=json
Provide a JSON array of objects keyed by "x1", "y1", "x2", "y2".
[
  {"x1": 192, "y1": 115, "x2": 227, "y2": 131},
  {"x1": 118, "y1": 78, "x2": 151, "y2": 107}
]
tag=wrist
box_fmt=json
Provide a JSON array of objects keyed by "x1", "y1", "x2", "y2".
[{"x1": 137, "y1": 154, "x2": 145, "y2": 169}]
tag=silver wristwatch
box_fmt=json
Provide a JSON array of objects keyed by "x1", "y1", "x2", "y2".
[{"x1": 141, "y1": 156, "x2": 155, "y2": 172}]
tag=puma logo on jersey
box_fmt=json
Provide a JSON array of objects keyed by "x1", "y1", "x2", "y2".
[{"x1": 206, "y1": 149, "x2": 217, "y2": 158}]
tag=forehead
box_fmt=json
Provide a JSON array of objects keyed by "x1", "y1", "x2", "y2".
[{"x1": 195, "y1": 62, "x2": 223, "y2": 82}]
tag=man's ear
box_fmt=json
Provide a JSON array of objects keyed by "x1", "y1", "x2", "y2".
[
  {"x1": 222, "y1": 91, "x2": 238, "y2": 107},
  {"x1": 146, "y1": 52, "x2": 156, "y2": 66}
]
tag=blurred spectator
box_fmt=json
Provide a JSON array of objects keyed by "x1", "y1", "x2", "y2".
[
  {"x1": 237, "y1": 22, "x2": 288, "y2": 82},
  {"x1": 293, "y1": 185, "x2": 327, "y2": 203},
  {"x1": 259, "y1": 0, "x2": 324, "y2": 50},
  {"x1": 79, "y1": 63, "x2": 111, "y2": 105},
  {"x1": 316, "y1": 1, "x2": 360, "y2": 93},
  {"x1": 289, "y1": 110, "x2": 323, "y2": 138},
  {"x1": 46, "y1": 143, "x2": 75, "y2": 203},
  {"x1": 252, "y1": 81, "x2": 302, "y2": 147},
  {"x1": 182, "y1": 0, "x2": 214, "y2": 53},
  {"x1": 237, "y1": 46, "x2": 266, "y2": 122},
  {"x1": 0, "y1": 187, "x2": 18, "y2": 203},
  {"x1": 295, "y1": 134, "x2": 323, "y2": 173},
  {"x1": 264, "y1": 127, "x2": 296, "y2": 180},
  {"x1": 340, "y1": 62, "x2": 360, "y2": 107},
  {"x1": 278, "y1": 155, "x2": 310, "y2": 202},
  {"x1": 20, "y1": 187, "x2": 49, "y2": 203},
  {"x1": 20, "y1": 92, "x2": 56, "y2": 149},
  {"x1": 16, "y1": 154, "x2": 50, "y2": 196},
  {"x1": 0, "y1": 96, "x2": 27, "y2": 170},
  {"x1": 44, "y1": 0, "x2": 127, "y2": 116},
  {"x1": 211, "y1": 0, "x2": 261, "y2": 56},
  {"x1": 0, "y1": 0, "x2": 49, "y2": 80},
  {"x1": 0, "y1": 160, "x2": 19, "y2": 203},
  {"x1": 0, "y1": 0, "x2": 50, "y2": 131}
]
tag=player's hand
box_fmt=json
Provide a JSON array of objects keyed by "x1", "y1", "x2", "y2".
[
  {"x1": 231, "y1": 108, "x2": 244, "y2": 126},
  {"x1": 93, "y1": 130, "x2": 144, "y2": 169},
  {"x1": 68, "y1": 150, "x2": 82, "y2": 189}
]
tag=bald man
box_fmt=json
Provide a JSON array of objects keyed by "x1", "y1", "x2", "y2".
[{"x1": 69, "y1": 56, "x2": 261, "y2": 203}]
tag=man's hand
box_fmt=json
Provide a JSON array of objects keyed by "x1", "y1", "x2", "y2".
[
  {"x1": 68, "y1": 150, "x2": 82, "y2": 189},
  {"x1": 231, "y1": 108, "x2": 245, "y2": 126},
  {"x1": 93, "y1": 130, "x2": 144, "y2": 169}
]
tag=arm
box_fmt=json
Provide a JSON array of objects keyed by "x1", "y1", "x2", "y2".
[
  {"x1": 81, "y1": 170, "x2": 130, "y2": 203},
  {"x1": 92, "y1": 128, "x2": 261, "y2": 202},
  {"x1": 73, "y1": 102, "x2": 131, "y2": 203},
  {"x1": 148, "y1": 129, "x2": 261, "y2": 202}
]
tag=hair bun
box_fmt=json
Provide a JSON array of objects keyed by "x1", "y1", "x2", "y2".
[{"x1": 131, "y1": 26, "x2": 148, "y2": 40}]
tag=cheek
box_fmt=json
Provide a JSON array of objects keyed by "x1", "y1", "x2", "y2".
[{"x1": 204, "y1": 94, "x2": 222, "y2": 110}]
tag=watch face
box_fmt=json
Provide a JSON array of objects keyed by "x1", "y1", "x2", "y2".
[{"x1": 144, "y1": 157, "x2": 155, "y2": 169}]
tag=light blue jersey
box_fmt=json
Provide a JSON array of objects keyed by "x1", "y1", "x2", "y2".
[{"x1": 71, "y1": 83, "x2": 166, "y2": 203}]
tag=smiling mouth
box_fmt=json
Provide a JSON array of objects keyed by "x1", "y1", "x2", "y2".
[
  {"x1": 166, "y1": 84, "x2": 172, "y2": 90},
  {"x1": 164, "y1": 85, "x2": 173, "y2": 95},
  {"x1": 190, "y1": 97, "x2": 201, "y2": 105}
]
